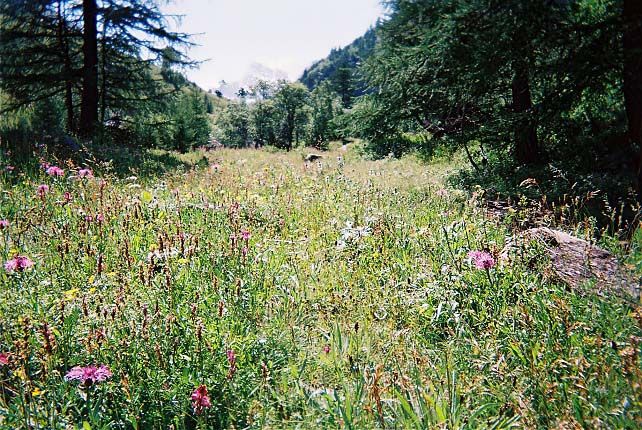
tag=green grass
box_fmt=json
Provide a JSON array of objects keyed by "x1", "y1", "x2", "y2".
[{"x1": 0, "y1": 146, "x2": 640, "y2": 429}]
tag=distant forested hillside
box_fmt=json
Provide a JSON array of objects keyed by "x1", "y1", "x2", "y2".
[{"x1": 299, "y1": 26, "x2": 377, "y2": 108}]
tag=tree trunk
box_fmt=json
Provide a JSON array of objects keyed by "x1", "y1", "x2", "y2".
[
  {"x1": 57, "y1": 1, "x2": 75, "y2": 133},
  {"x1": 511, "y1": 59, "x2": 539, "y2": 164},
  {"x1": 623, "y1": 0, "x2": 642, "y2": 197},
  {"x1": 79, "y1": 0, "x2": 98, "y2": 137}
]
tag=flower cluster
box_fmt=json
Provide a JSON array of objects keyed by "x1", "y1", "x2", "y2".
[
  {"x1": 468, "y1": 250, "x2": 496, "y2": 270},
  {"x1": 4, "y1": 255, "x2": 34, "y2": 273},
  {"x1": 191, "y1": 385, "x2": 211, "y2": 415},
  {"x1": 64, "y1": 364, "x2": 112, "y2": 385}
]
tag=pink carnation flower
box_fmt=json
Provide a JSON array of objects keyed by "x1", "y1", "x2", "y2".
[
  {"x1": 191, "y1": 385, "x2": 211, "y2": 415},
  {"x1": 4, "y1": 255, "x2": 34, "y2": 273},
  {"x1": 468, "y1": 250, "x2": 496, "y2": 270},
  {"x1": 46, "y1": 166, "x2": 65, "y2": 177},
  {"x1": 64, "y1": 364, "x2": 112, "y2": 384}
]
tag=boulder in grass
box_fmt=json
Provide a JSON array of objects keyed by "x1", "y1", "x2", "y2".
[
  {"x1": 502, "y1": 227, "x2": 640, "y2": 300},
  {"x1": 304, "y1": 153, "x2": 323, "y2": 162}
]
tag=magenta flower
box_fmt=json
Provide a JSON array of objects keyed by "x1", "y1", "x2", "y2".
[
  {"x1": 96, "y1": 213, "x2": 104, "y2": 223},
  {"x1": 40, "y1": 161, "x2": 51, "y2": 170},
  {"x1": 37, "y1": 184, "x2": 49, "y2": 197},
  {"x1": 0, "y1": 220, "x2": 8, "y2": 229},
  {"x1": 46, "y1": 165, "x2": 65, "y2": 177},
  {"x1": 4, "y1": 255, "x2": 34, "y2": 273},
  {"x1": 227, "y1": 349, "x2": 237, "y2": 378},
  {"x1": 0, "y1": 352, "x2": 8, "y2": 366},
  {"x1": 468, "y1": 250, "x2": 496, "y2": 270},
  {"x1": 63, "y1": 192, "x2": 72, "y2": 203},
  {"x1": 64, "y1": 364, "x2": 112, "y2": 385},
  {"x1": 191, "y1": 385, "x2": 211, "y2": 415},
  {"x1": 78, "y1": 168, "x2": 94, "y2": 179},
  {"x1": 240, "y1": 229, "x2": 251, "y2": 241},
  {"x1": 323, "y1": 344, "x2": 331, "y2": 354}
]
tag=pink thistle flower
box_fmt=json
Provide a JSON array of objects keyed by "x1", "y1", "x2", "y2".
[
  {"x1": 46, "y1": 166, "x2": 65, "y2": 177},
  {"x1": 191, "y1": 385, "x2": 211, "y2": 415},
  {"x1": 468, "y1": 250, "x2": 496, "y2": 270},
  {"x1": 4, "y1": 255, "x2": 34, "y2": 273},
  {"x1": 37, "y1": 184, "x2": 49, "y2": 197},
  {"x1": 64, "y1": 364, "x2": 112, "y2": 385},
  {"x1": 78, "y1": 168, "x2": 94, "y2": 179},
  {"x1": 0, "y1": 220, "x2": 8, "y2": 229},
  {"x1": 0, "y1": 352, "x2": 9, "y2": 366}
]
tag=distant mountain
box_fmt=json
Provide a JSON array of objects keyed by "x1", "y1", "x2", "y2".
[
  {"x1": 211, "y1": 62, "x2": 288, "y2": 100},
  {"x1": 299, "y1": 26, "x2": 377, "y2": 101}
]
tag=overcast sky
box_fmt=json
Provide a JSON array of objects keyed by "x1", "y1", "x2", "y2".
[{"x1": 162, "y1": 0, "x2": 385, "y2": 90}]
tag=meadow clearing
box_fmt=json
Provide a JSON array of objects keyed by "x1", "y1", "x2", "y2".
[{"x1": 0, "y1": 145, "x2": 641, "y2": 429}]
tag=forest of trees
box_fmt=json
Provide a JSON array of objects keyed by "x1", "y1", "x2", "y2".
[
  {"x1": 0, "y1": 0, "x2": 212, "y2": 154},
  {"x1": 214, "y1": 80, "x2": 343, "y2": 151}
]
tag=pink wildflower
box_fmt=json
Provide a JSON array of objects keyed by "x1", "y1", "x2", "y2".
[
  {"x1": 191, "y1": 385, "x2": 211, "y2": 415},
  {"x1": 5, "y1": 166, "x2": 14, "y2": 172},
  {"x1": 64, "y1": 364, "x2": 112, "y2": 385},
  {"x1": 4, "y1": 255, "x2": 34, "y2": 273},
  {"x1": 210, "y1": 163, "x2": 220, "y2": 171},
  {"x1": 37, "y1": 184, "x2": 49, "y2": 197},
  {"x1": 0, "y1": 352, "x2": 8, "y2": 366},
  {"x1": 0, "y1": 220, "x2": 8, "y2": 229},
  {"x1": 96, "y1": 213, "x2": 104, "y2": 223},
  {"x1": 323, "y1": 344, "x2": 331, "y2": 354},
  {"x1": 468, "y1": 250, "x2": 496, "y2": 270},
  {"x1": 240, "y1": 229, "x2": 251, "y2": 241},
  {"x1": 63, "y1": 192, "x2": 72, "y2": 203},
  {"x1": 40, "y1": 161, "x2": 51, "y2": 170},
  {"x1": 78, "y1": 168, "x2": 94, "y2": 179},
  {"x1": 46, "y1": 165, "x2": 65, "y2": 177},
  {"x1": 241, "y1": 246, "x2": 248, "y2": 258},
  {"x1": 227, "y1": 349, "x2": 237, "y2": 378},
  {"x1": 85, "y1": 215, "x2": 93, "y2": 222}
]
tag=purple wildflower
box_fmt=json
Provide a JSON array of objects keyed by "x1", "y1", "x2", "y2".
[
  {"x1": 0, "y1": 220, "x2": 8, "y2": 229},
  {"x1": 78, "y1": 168, "x2": 94, "y2": 179},
  {"x1": 46, "y1": 166, "x2": 65, "y2": 177},
  {"x1": 4, "y1": 256, "x2": 34, "y2": 273},
  {"x1": 64, "y1": 364, "x2": 112, "y2": 384},
  {"x1": 191, "y1": 385, "x2": 211, "y2": 415},
  {"x1": 37, "y1": 184, "x2": 49, "y2": 197},
  {"x1": 468, "y1": 250, "x2": 496, "y2": 270}
]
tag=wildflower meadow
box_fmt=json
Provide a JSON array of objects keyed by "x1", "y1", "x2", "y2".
[{"x1": 0, "y1": 145, "x2": 641, "y2": 428}]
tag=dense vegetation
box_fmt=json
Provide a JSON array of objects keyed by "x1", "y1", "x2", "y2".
[
  {"x1": 1, "y1": 0, "x2": 641, "y2": 428},
  {"x1": 0, "y1": 145, "x2": 640, "y2": 428}
]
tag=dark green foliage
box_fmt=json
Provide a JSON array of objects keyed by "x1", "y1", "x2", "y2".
[
  {"x1": 299, "y1": 26, "x2": 377, "y2": 101},
  {"x1": 0, "y1": 0, "x2": 210, "y2": 152}
]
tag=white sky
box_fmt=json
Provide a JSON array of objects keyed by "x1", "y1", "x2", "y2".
[{"x1": 162, "y1": 0, "x2": 385, "y2": 89}]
